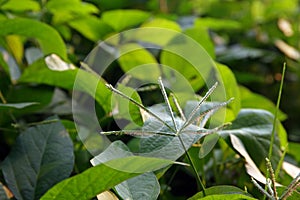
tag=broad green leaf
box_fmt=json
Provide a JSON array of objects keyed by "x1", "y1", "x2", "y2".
[
  {"x1": 138, "y1": 18, "x2": 181, "y2": 46},
  {"x1": 41, "y1": 156, "x2": 173, "y2": 200},
  {"x1": 118, "y1": 43, "x2": 160, "y2": 81},
  {"x1": 190, "y1": 194, "x2": 256, "y2": 200},
  {"x1": 195, "y1": 17, "x2": 241, "y2": 30},
  {"x1": 69, "y1": 17, "x2": 113, "y2": 41},
  {"x1": 288, "y1": 142, "x2": 300, "y2": 163},
  {"x1": 0, "y1": 102, "x2": 38, "y2": 110},
  {"x1": 160, "y1": 49, "x2": 205, "y2": 92},
  {"x1": 142, "y1": 18, "x2": 181, "y2": 32},
  {"x1": 0, "y1": 0, "x2": 40, "y2": 11},
  {"x1": 19, "y1": 59, "x2": 77, "y2": 88},
  {"x1": 0, "y1": 18, "x2": 67, "y2": 59},
  {"x1": 239, "y1": 85, "x2": 287, "y2": 121},
  {"x1": 1, "y1": 117, "x2": 74, "y2": 200},
  {"x1": 184, "y1": 27, "x2": 215, "y2": 59},
  {"x1": 46, "y1": 0, "x2": 98, "y2": 14},
  {"x1": 219, "y1": 109, "x2": 284, "y2": 172},
  {"x1": 46, "y1": 0, "x2": 99, "y2": 24},
  {"x1": 239, "y1": 87, "x2": 288, "y2": 149},
  {"x1": 115, "y1": 173, "x2": 160, "y2": 200},
  {"x1": 91, "y1": 141, "x2": 160, "y2": 200},
  {"x1": 216, "y1": 63, "x2": 240, "y2": 120},
  {"x1": 188, "y1": 185, "x2": 255, "y2": 200},
  {"x1": 19, "y1": 58, "x2": 112, "y2": 113},
  {"x1": 102, "y1": 9, "x2": 150, "y2": 31}
]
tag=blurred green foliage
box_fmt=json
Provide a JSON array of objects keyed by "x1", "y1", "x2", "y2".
[{"x1": 0, "y1": 0, "x2": 300, "y2": 199}]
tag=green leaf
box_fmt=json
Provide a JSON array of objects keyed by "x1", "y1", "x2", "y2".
[
  {"x1": 287, "y1": 142, "x2": 300, "y2": 163},
  {"x1": 68, "y1": 17, "x2": 113, "y2": 41},
  {"x1": 195, "y1": 17, "x2": 241, "y2": 30},
  {"x1": 239, "y1": 85, "x2": 287, "y2": 121},
  {"x1": 0, "y1": 0, "x2": 40, "y2": 11},
  {"x1": 215, "y1": 63, "x2": 241, "y2": 120},
  {"x1": 46, "y1": 0, "x2": 98, "y2": 14},
  {"x1": 46, "y1": 0, "x2": 99, "y2": 24},
  {"x1": 118, "y1": 43, "x2": 160, "y2": 81},
  {"x1": 188, "y1": 185, "x2": 255, "y2": 200},
  {"x1": 1, "y1": 117, "x2": 74, "y2": 200},
  {"x1": 115, "y1": 173, "x2": 160, "y2": 200},
  {"x1": 41, "y1": 156, "x2": 173, "y2": 200},
  {"x1": 0, "y1": 18, "x2": 67, "y2": 59},
  {"x1": 184, "y1": 27, "x2": 215, "y2": 59},
  {"x1": 219, "y1": 109, "x2": 284, "y2": 172},
  {"x1": 19, "y1": 58, "x2": 112, "y2": 113},
  {"x1": 102, "y1": 9, "x2": 151, "y2": 31},
  {"x1": 0, "y1": 102, "x2": 38, "y2": 110},
  {"x1": 160, "y1": 49, "x2": 205, "y2": 92},
  {"x1": 142, "y1": 18, "x2": 181, "y2": 31},
  {"x1": 91, "y1": 141, "x2": 160, "y2": 200}
]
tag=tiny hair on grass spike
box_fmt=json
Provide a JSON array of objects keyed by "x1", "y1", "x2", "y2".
[{"x1": 179, "y1": 82, "x2": 218, "y2": 132}]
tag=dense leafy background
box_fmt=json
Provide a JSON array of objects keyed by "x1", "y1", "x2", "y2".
[{"x1": 0, "y1": 0, "x2": 299, "y2": 199}]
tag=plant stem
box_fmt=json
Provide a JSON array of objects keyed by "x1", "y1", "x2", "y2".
[
  {"x1": 178, "y1": 135, "x2": 206, "y2": 196},
  {"x1": 264, "y1": 63, "x2": 286, "y2": 200},
  {"x1": 0, "y1": 90, "x2": 7, "y2": 104},
  {"x1": 268, "y1": 63, "x2": 286, "y2": 160}
]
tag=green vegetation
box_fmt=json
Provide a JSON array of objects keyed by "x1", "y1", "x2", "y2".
[{"x1": 0, "y1": 0, "x2": 299, "y2": 199}]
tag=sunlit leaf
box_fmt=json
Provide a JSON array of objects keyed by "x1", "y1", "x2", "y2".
[
  {"x1": 92, "y1": 141, "x2": 160, "y2": 200},
  {"x1": 0, "y1": 18, "x2": 67, "y2": 59},
  {"x1": 69, "y1": 17, "x2": 113, "y2": 41},
  {"x1": 184, "y1": 27, "x2": 215, "y2": 59},
  {"x1": 46, "y1": 0, "x2": 99, "y2": 24},
  {"x1": 102, "y1": 9, "x2": 150, "y2": 31},
  {"x1": 216, "y1": 62, "x2": 240, "y2": 120},
  {"x1": 142, "y1": 18, "x2": 181, "y2": 31},
  {"x1": 195, "y1": 17, "x2": 241, "y2": 30},
  {"x1": 188, "y1": 185, "x2": 255, "y2": 200},
  {"x1": 0, "y1": 0, "x2": 40, "y2": 11},
  {"x1": 118, "y1": 43, "x2": 160, "y2": 81},
  {"x1": 41, "y1": 156, "x2": 173, "y2": 200}
]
